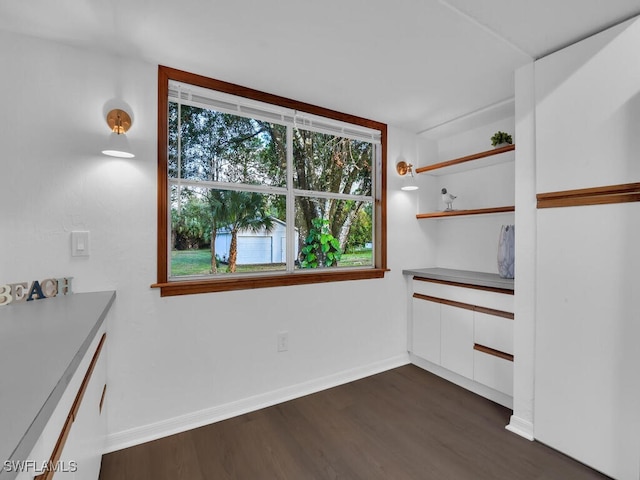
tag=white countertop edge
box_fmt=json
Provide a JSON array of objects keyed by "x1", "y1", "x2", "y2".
[
  {"x1": 1, "y1": 291, "x2": 115, "y2": 480},
  {"x1": 402, "y1": 267, "x2": 514, "y2": 291}
]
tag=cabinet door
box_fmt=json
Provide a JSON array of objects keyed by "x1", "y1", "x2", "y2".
[
  {"x1": 57, "y1": 337, "x2": 107, "y2": 479},
  {"x1": 440, "y1": 304, "x2": 474, "y2": 379},
  {"x1": 411, "y1": 296, "x2": 440, "y2": 365}
]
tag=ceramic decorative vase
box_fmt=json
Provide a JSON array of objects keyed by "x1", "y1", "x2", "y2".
[{"x1": 497, "y1": 224, "x2": 515, "y2": 279}]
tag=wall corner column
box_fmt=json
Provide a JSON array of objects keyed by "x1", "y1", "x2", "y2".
[{"x1": 508, "y1": 60, "x2": 537, "y2": 440}]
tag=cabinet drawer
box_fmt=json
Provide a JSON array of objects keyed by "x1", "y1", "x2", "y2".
[
  {"x1": 474, "y1": 311, "x2": 514, "y2": 355},
  {"x1": 412, "y1": 278, "x2": 514, "y2": 312},
  {"x1": 473, "y1": 349, "x2": 513, "y2": 396}
]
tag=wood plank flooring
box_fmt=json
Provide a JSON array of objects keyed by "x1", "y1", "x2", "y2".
[{"x1": 99, "y1": 365, "x2": 610, "y2": 479}]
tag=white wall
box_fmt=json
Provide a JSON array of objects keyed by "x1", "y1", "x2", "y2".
[
  {"x1": 0, "y1": 31, "x2": 430, "y2": 451},
  {"x1": 532, "y1": 17, "x2": 640, "y2": 479}
]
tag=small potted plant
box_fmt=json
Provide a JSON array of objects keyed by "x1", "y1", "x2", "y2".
[{"x1": 491, "y1": 131, "x2": 513, "y2": 148}]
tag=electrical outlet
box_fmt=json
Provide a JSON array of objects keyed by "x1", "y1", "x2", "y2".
[{"x1": 277, "y1": 331, "x2": 288, "y2": 352}]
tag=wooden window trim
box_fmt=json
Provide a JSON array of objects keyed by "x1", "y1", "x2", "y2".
[{"x1": 154, "y1": 66, "x2": 387, "y2": 297}]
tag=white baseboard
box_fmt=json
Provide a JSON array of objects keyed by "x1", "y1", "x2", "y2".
[
  {"x1": 505, "y1": 415, "x2": 534, "y2": 441},
  {"x1": 105, "y1": 354, "x2": 410, "y2": 453},
  {"x1": 409, "y1": 354, "x2": 513, "y2": 409}
]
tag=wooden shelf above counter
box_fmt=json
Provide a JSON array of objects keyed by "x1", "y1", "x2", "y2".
[
  {"x1": 416, "y1": 206, "x2": 515, "y2": 219},
  {"x1": 416, "y1": 144, "x2": 515, "y2": 176}
]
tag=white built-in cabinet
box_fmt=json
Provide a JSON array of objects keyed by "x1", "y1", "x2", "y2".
[
  {"x1": 15, "y1": 329, "x2": 107, "y2": 480},
  {"x1": 473, "y1": 310, "x2": 514, "y2": 395},
  {"x1": 408, "y1": 275, "x2": 514, "y2": 408},
  {"x1": 1, "y1": 292, "x2": 113, "y2": 480},
  {"x1": 57, "y1": 332, "x2": 107, "y2": 480},
  {"x1": 406, "y1": 140, "x2": 516, "y2": 408}
]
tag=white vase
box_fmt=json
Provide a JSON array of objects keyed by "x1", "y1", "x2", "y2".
[{"x1": 497, "y1": 225, "x2": 515, "y2": 279}]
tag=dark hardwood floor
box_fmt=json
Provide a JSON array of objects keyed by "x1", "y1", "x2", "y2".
[{"x1": 100, "y1": 365, "x2": 609, "y2": 479}]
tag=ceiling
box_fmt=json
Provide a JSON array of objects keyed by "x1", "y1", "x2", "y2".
[{"x1": 1, "y1": 0, "x2": 639, "y2": 135}]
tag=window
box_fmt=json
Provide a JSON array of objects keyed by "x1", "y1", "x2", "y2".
[{"x1": 154, "y1": 66, "x2": 387, "y2": 296}]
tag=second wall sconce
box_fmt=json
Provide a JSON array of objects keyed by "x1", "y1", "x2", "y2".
[
  {"x1": 102, "y1": 109, "x2": 135, "y2": 158},
  {"x1": 396, "y1": 160, "x2": 419, "y2": 191}
]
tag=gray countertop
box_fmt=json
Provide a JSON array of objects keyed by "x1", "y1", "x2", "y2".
[
  {"x1": 0, "y1": 291, "x2": 115, "y2": 478},
  {"x1": 402, "y1": 267, "x2": 514, "y2": 291}
]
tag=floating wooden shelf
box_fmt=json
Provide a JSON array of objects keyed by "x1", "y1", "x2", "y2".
[
  {"x1": 416, "y1": 206, "x2": 515, "y2": 219},
  {"x1": 415, "y1": 144, "x2": 515, "y2": 175}
]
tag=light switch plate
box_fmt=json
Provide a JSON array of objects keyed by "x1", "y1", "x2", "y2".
[{"x1": 71, "y1": 231, "x2": 90, "y2": 257}]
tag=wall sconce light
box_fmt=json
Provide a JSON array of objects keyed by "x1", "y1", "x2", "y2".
[
  {"x1": 102, "y1": 109, "x2": 135, "y2": 158},
  {"x1": 396, "y1": 160, "x2": 419, "y2": 191}
]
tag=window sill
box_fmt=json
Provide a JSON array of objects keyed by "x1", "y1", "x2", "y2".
[{"x1": 151, "y1": 268, "x2": 389, "y2": 297}]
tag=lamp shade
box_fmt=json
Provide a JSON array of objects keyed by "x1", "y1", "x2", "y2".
[
  {"x1": 401, "y1": 171, "x2": 419, "y2": 191},
  {"x1": 401, "y1": 181, "x2": 419, "y2": 191},
  {"x1": 102, "y1": 132, "x2": 135, "y2": 158}
]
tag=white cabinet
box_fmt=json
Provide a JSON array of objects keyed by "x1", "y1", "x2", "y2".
[
  {"x1": 57, "y1": 336, "x2": 107, "y2": 479},
  {"x1": 13, "y1": 332, "x2": 107, "y2": 480},
  {"x1": 408, "y1": 273, "x2": 514, "y2": 407},
  {"x1": 36, "y1": 332, "x2": 106, "y2": 480},
  {"x1": 472, "y1": 309, "x2": 514, "y2": 396},
  {"x1": 440, "y1": 304, "x2": 474, "y2": 379},
  {"x1": 1, "y1": 292, "x2": 113, "y2": 480},
  {"x1": 411, "y1": 296, "x2": 440, "y2": 364},
  {"x1": 11, "y1": 333, "x2": 106, "y2": 480}
]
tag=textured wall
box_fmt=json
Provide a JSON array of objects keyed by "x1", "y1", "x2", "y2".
[{"x1": 0, "y1": 31, "x2": 432, "y2": 449}]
